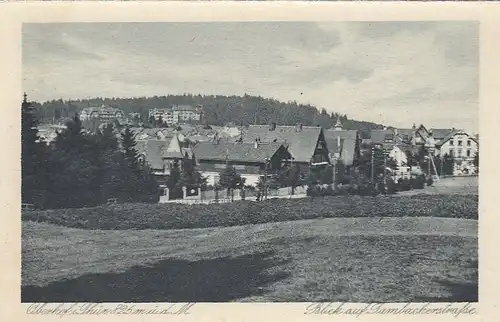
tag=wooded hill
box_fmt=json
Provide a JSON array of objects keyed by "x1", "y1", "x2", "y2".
[{"x1": 33, "y1": 94, "x2": 385, "y2": 135}]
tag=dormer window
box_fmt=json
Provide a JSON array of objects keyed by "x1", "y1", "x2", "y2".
[{"x1": 449, "y1": 140, "x2": 454, "y2": 146}]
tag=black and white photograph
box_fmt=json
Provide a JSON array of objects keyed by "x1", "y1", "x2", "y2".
[{"x1": 21, "y1": 21, "x2": 478, "y2": 303}]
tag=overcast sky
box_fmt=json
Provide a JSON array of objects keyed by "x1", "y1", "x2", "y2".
[{"x1": 23, "y1": 22, "x2": 478, "y2": 132}]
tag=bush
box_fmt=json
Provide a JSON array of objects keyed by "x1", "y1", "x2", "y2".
[
  {"x1": 358, "y1": 183, "x2": 379, "y2": 196},
  {"x1": 411, "y1": 175, "x2": 426, "y2": 189},
  {"x1": 397, "y1": 178, "x2": 412, "y2": 191},
  {"x1": 22, "y1": 194, "x2": 478, "y2": 230},
  {"x1": 386, "y1": 178, "x2": 397, "y2": 195},
  {"x1": 377, "y1": 182, "x2": 386, "y2": 194}
]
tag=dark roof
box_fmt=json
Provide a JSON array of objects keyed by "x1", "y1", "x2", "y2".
[
  {"x1": 435, "y1": 129, "x2": 478, "y2": 146},
  {"x1": 429, "y1": 128, "x2": 453, "y2": 140},
  {"x1": 370, "y1": 129, "x2": 396, "y2": 144},
  {"x1": 136, "y1": 139, "x2": 170, "y2": 170},
  {"x1": 323, "y1": 129, "x2": 357, "y2": 166},
  {"x1": 193, "y1": 141, "x2": 285, "y2": 163},
  {"x1": 395, "y1": 128, "x2": 414, "y2": 141},
  {"x1": 243, "y1": 125, "x2": 322, "y2": 163}
]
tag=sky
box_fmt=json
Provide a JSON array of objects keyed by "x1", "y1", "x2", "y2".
[{"x1": 23, "y1": 21, "x2": 478, "y2": 132}]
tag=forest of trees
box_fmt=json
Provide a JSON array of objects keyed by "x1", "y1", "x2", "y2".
[
  {"x1": 31, "y1": 93, "x2": 385, "y2": 134},
  {"x1": 22, "y1": 95, "x2": 159, "y2": 209}
]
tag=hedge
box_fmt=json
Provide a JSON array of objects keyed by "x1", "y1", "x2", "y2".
[{"x1": 22, "y1": 194, "x2": 478, "y2": 231}]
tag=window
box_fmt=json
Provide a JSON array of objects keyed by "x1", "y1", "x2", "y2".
[
  {"x1": 449, "y1": 140, "x2": 454, "y2": 146},
  {"x1": 458, "y1": 140, "x2": 463, "y2": 146},
  {"x1": 449, "y1": 149, "x2": 454, "y2": 157},
  {"x1": 234, "y1": 165, "x2": 246, "y2": 170},
  {"x1": 458, "y1": 149, "x2": 462, "y2": 157},
  {"x1": 467, "y1": 149, "x2": 471, "y2": 157},
  {"x1": 467, "y1": 140, "x2": 471, "y2": 146}
]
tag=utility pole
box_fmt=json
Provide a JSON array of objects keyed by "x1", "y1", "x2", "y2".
[
  {"x1": 440, "y1": 155, "x2": 444, "y2": 178},
  {"x1": 333, "y1": 159, "x2": 336, "y2": 187},
  {"x1": 371, "y1": 146, "x2": 375, "y2": 183},
  {"x1": 264, "y1": 157, "x2": 269, "y2": 200},
  {"x1": 383, "y1": 149, "x2": 387, "y2": 185},
  {"x1": 427, "y1": 153, "x2": 431, "y2": 178}
]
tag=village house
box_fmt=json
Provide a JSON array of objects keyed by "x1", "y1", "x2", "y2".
[
  {"x1": 435, "y1": 129, "x2": 479, "y2": 175},
  {"x1": 242, "y1": 123, "x2": 330, "y2": 173},
  {"x1": 370, "y1": 124, "x2": 479, "y2": 177},
  {"x1": 79, "y1": 105, "x2": 125, "y2": 122},
  {"x1": 192, "y1": 140, "x2": 292, "y2": 187},
  {"x1": 136, "y1": 134, "x2": 193, "y2": 177},
  {"x1": 323, "y1": 118, "x2": 360, "y2": 172}
]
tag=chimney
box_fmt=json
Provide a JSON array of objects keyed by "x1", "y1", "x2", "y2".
[
  {"x1": 296, "y1": 123, "x2": 303, "y2": 132},
  {"x1": 254, "y1": 138, "x2": 259, "y2": 149},
  {"x1": 269, "y1": 122, "x2": 276, "y2": 131}
]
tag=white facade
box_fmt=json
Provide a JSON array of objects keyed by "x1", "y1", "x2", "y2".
[
  {"x1": 80, "y1": 105, "x2": 124, "y2": 121},
  {"x1": 436, "y1": 131, "x2": 478, "y2": 175},
  {"x1": 388, "y1": 146, "x2": 408, "y2": 167},
  {"x1": 149, "y1": 105, "x2": 202, "y2": 125},
  {"x1": 437, "y1": 132, "x2": 478, "y2": 160}
]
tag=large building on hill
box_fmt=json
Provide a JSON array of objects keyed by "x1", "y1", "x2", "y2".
[
  {"x1": 79, "y1": 105, "x2": 124, "y2": 121},
  {"x1": 148, "y1": 104, "x2": 203, "y2": 125}
]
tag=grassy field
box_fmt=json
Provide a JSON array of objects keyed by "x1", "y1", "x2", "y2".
[{"x1": 22, "y1": 217, "x2": 478, "y2": 302}]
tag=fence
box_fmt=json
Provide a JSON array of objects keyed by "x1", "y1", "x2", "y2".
[{"x1": 159, "y1": 185, "x2": 309, "y2": 204}]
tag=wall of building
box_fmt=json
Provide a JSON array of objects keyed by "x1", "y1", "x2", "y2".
[
  {"x1": 438, "y1": 133, "x2": 478, "y2": 160},
  {"x1": 389, "y1": 146, "x2": 408, "y2": 167},
  {"x1": 197, "y1": 160, "x2": 263, "y2": 175}
]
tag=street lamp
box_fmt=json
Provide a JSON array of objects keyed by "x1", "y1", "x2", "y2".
[
  {"x1": 383, "y1": 148, "x2": 390, "y2": 185},
  {"x1": 329, "y1": 152, "x2": 340, "y2": 187},
  {"x1": 264, "y1": 157, "x2": 270, "y2": 200}
]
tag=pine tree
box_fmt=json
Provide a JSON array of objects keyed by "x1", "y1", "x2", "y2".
[
  {"x1": 21, "y1": 93, "x2": 38, "y2": 203},
  {"x1": 473, "y1": 152, "x2": 479, "y2": 172},
  {"x1": 121, "y1": 126, "x2": 139, "y2": 170},
  {"x1": 442, "y1": 153, "x2": 454, "y2": 176},
  {"x1": 219, "y1": 165, "x2": 242, "y2": 199}
]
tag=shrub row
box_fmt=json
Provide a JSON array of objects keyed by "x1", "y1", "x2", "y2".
[
  {"x1": 306, "y1": 175, "x2": 431, "y2": 197},
  {"x1": 22, "y1": 194, "x2": 478, "y2": 230}
]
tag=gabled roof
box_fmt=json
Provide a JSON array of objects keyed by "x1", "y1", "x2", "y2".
[
  {"x1": 323, "y1": 129, "x2": 358, "y2": 166},
  {"x1": 370, "y1": 129, "x2": 396, "y2": 145},
  {"x1": 164, "y1": 134, "x2": 194, "y2": 159},
  {"x1": 435, "y1": 129, "x2": 477, "y2": 146},
  {"x1": 242, "y1": 125, "x2": 322, "y2": 163},
  {"x1": 136, "y1": 139, "x2": 171, "y2": 170},
  {"x1": 193, "y1": 141, "x2": 286, "y2": 163},
  {"x1": 429, "y1": 128, "x2": 453, "y2": 140},
  {"x1": 395, "y1": 128, "x2": 414, "y2": 142}
]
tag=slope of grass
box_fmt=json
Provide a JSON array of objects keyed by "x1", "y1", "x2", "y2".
[
  {"x1": 22, "y1": 194, "x2": 478, "y2": 230},
  {"x1": 22, "y1": 218, "x2": 477, "y2": 302}
]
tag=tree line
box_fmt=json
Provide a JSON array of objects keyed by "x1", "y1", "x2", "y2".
[{"x1": 31, "y1": 93, "x2": 384, "y2": 134}]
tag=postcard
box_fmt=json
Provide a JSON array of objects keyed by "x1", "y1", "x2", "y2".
[{"x1": 0, "y1": 1, "x2": 499, "y2": 322}]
